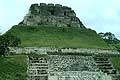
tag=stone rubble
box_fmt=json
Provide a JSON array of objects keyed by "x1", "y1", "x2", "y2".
[
  {"x1": 27, "y1": 52, "x2": 114, "y2": 80},
  {"x1": 20, "y1": 3, "x2": 85, "y2": 28},
  {"x1": 9, "y1": 47, "x2": 120, "y2": 55},
  {"x1": 9, "y1": 47, "x2": 120, "y2": 80}
]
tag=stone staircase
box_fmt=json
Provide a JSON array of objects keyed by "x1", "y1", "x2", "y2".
[
  {"x1": 27, "y1": 55, "x2": 48, "y2": 80},
  {"x1": 93, "y1": 55, "x2": 120, "y2": 80},
  {"x1": 27, "y1": 54, "x2": 120, "y2": 80}
]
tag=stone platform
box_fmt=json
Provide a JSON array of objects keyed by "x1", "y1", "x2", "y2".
[{"x1": 27, "y1": 52, "x2": 113, "y2": 80}]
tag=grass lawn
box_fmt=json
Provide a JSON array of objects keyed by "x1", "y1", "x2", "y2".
[
  {"x1": 110, "y1": 56, "x2": 120, "y2": 73},
  {"x1": 0, "y1": 55, "x2": 27, "y2": 80},
  {"x1": 6, "y1": 25, "x2": 109, "y2": 48}
]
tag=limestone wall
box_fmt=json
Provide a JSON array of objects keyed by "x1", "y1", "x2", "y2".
[
  {"x1": 48, "y1": 55, "x2": 98, "y2": 72},
  {"x1": 27, "y1": 55, "x2": 48, "y2": 80},
  {"x1": 9, "y1": 47, "x2": 120, "y2": 55},
  {"x1": 26, "y1": 50, "x2": 117, "y2": 80},
  {"x1": 27, "y1": 53, "x2": 112, "y2": 80},
  {"x1": 21, "y1": 3, "x2": 85, "y2": 28},
  {"x1": 48, "y1": 71, "x2": 112, "y2": 80},
  {"x1": 29, "y1": 3, "x2": 75, "y2": 17}
]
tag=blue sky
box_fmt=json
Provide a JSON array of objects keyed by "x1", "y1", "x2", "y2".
[{"x1": 0, "y1": 0, "x2": 120, "y2": 39}]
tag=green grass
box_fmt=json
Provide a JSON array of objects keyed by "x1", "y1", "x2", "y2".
[
  {"x1": 0, "y1": 55, "x2": 27, "y2": 80},
  {"x1": 110, "y1": 57, "x2": 120, "y2": 72},
  {"x1": 6, "y1": 25, "x2": 109, "y2": 48}
]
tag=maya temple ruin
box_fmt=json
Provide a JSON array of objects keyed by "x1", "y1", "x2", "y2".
[
  {"x1": 20, "y1": 3, "x2": 85, "y2": 28},
  {"x1": 5, "y1": 3, "x2": 120, "y2": 80},
  {"x1": 9, "y1": 47, "x2": 120, "y2": 80}
]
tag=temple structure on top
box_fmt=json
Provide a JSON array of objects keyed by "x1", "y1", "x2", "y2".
[{"x1": 20, "y1": 3, "x2": 85, "y2": 28}]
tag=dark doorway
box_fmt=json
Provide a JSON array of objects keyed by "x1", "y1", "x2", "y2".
[
  {"x1": 50, "y1": 10, "x2": 54, "y2": 15},
  {"x1": 64, "y1": 11, "x2": 67, "y2": 16}
]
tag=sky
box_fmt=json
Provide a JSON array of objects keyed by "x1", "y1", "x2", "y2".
[{"x1": 0, "y1": 0, "x2": 120, "y2": 39}]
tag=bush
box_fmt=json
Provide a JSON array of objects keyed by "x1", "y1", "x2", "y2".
[{"x1": 0, "y1": 33, "x2": 21, "y2": 56}]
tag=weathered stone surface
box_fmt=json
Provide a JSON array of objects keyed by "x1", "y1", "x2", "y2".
[
  {"x1": 48, "y1": 71, "x2": 112, "y2": 80},
  {"x1": 48, "y1": 55, "x2": 98, "y2": 72},
  {"x1": 27, "y1": 55, "x2": 48, "y2": 80},
  {"x1": 12, "y1": 47, "x2": 119, "y2": 80},
  {"x1": 20, "y1": 3, "x2": 85, "y2": 28},
  {"x1": 9, "y1": 47, "x2": 120, "y2": 55},
  {"x1": 27, "y1": 53, "x2": 112, "y2": 80}
]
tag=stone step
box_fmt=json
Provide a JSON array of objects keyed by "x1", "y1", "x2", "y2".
[
  {"x1": 99, "y1": 66, "x2": 113, "y2": 69},
  {"x1": 94, "y1": 58, "x2": 108, "y2": 61},
  {"x1": 95, "y1": 61, "x2": 110, "y2": 63},
  {"x1": 101, "y1": 69, "x2": 117, "y2": 74},
  {"x1": 29, "y1": 63, "x2": 48, "y2": 66},
  {"x1": 97, "y1": 64, "x2": 111, "y2": 66},
  {"x1": 28, "y1": 75, "x2": 48, "y2": 80},
  {"x1": 29, "y1": 60, "x2": 47, "y2": 63},
  {"x1": 28, "y1": 66, "x2": 48, "y2": 69},
  {"x1": 112, "y1": 74, "x2": 120, "y2": 80},
  {"x1": 111, "y1": 74, "x2": 120, "y2": 80},
  {"x1": 93, "y1": 56, "x2": 119, "y2": 76}
]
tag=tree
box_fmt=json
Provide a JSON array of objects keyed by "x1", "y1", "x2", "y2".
[
  {"x1": 99, "y1": 32, "x2": 120, "y2": 44},
  {"x1": 0, "y1": 36, "x2": 9, "y2": 56},
  {"x1": 3, "y1": 33, "x2": 21, "y2": 47},
  {"x1": 99, "y1": 32, "x2": 120, "y2": 50},
  {"x1": 0, "y1": 42, "x2": 9, "y2": 56},
  {"x1": 0, "y1": 33, "x2": 21, "y2": 56}
]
